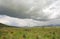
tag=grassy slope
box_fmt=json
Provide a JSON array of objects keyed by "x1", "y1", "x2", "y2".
[{"x1": 0, "y1": 23, "x2": 60, "y2": 39}]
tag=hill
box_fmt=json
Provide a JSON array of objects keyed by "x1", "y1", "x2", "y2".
[{"x1": 0, "y1": 23, "x2": 20, "y2": 28}]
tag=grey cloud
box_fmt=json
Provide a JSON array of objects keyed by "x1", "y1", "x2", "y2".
[{"x1": 0, "y1": 0, "x2": 58, "y2": 21}]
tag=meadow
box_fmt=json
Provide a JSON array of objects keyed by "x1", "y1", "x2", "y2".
[{"x1": 0, "y1": 23, "x2": 60, "y2": 39}]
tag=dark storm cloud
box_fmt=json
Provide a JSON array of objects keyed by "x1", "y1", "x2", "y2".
[{"x1": 0, "y1": 6, "x2": 31, "y2": 18}]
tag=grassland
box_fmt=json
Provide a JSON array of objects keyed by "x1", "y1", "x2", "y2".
[{"x1": 0, "y1": 23, "x2": 60, "y2": 39}]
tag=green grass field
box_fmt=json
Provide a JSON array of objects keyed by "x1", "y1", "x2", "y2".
[{"x1": 0, "y1": 23, "x2": 60, "y2": 39}]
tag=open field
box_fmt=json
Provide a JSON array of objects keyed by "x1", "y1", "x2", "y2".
[{"x1": 0, "y1": 24, "x2": 60, "y2": 39}]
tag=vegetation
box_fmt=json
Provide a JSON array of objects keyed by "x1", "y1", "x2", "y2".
[{"x1": 0, "y1": 23, "x2": 60, "y2": 39}]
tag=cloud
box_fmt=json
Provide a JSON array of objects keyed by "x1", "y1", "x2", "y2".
[
  {"x1": 0, "y1": 0, "x2": 57, "y2": 21},
  {"x1": 43, "y1": 0, "x2": 60, "y2": 19},
  {"x1": 47, "y1": 19, "x2": 60, "y2": 26},
  {"x1": 0, "y1": 15, "x2": 48, "y2": 27},
  {"x1": 0, "y1": 15, "x2": 60, "y2": 27}
]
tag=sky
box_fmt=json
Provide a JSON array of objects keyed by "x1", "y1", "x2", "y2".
[{"x1": 0, "y1": 0, "x2": 60, "y2": 27}]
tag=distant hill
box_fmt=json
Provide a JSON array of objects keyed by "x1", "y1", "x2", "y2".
[
  {"x1": 0, "y1": 23, "x2": 18, "y2": 28},
  {"x1": 0, "y1": 23, "x2": 8, "y2": 27}
]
